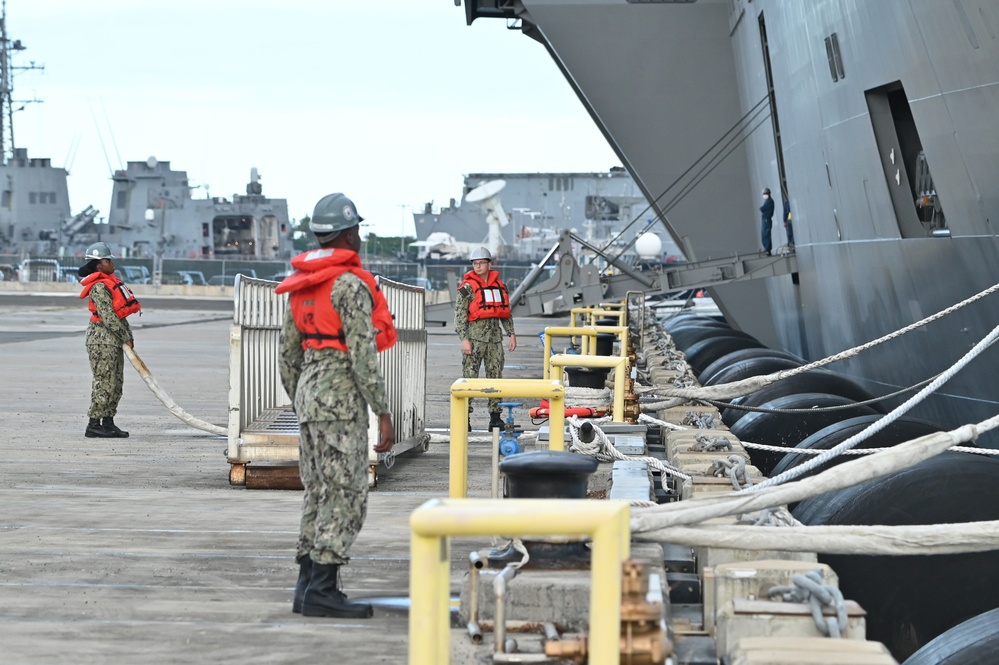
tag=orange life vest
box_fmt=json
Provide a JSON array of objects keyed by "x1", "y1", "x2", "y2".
[
  {"x1": 79, "y1": 271, "x2": 142, "y2": 322},
  {"x1": 275, "y1": 248, "x2": 397, "y2": 352},
  {"x1": 460, "y1": 269, "x2": 511, "y2": 321}
]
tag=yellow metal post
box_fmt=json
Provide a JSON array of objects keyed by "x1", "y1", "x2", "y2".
[
  {"x1": 408, "y1": 499, "x2": 631, "y2": 665},
  {"x1": 449, "y1": 379, "x2": 566, "y2": 498},
  {"x1": 543, "y1": 331, "x2": 553, "y2": 379},
  {"x1": 410, "y1": 500, "x2": 452, "y2": 664},
  {"x1": 449, "y1": 393, "x2": 469, "y2": 499},
  {"x1": 544, "y1": 325, "x2": 628, "y2": 379},
  {"x1": 550, "y1": 353, "x2": 629, "y2": 422}
]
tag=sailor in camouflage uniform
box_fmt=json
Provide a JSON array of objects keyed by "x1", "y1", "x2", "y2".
[
  {"x1": 277, "y1": 193, "x2": 396, "y2": 619},
  {"x1": 78, "y1": 242, "x2": 140, "y2": 439},
  {"x1": 455, "y1": 247, "x2": 516, "y2": 431}
]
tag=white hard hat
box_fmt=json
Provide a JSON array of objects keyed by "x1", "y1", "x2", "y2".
[{"x1": 469, "y1": 247, "x2": 492, "y2": 262}]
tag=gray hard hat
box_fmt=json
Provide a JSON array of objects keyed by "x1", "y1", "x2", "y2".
[
  {"x1": 84, "y1": 242, "x2": 115, "y2": 261},
  {"x1": 469, "y1": 247, "x2": 492, "y2": 262},
  {"x1": 309, "y1": 193, "x2": 364, "y2": 234}
]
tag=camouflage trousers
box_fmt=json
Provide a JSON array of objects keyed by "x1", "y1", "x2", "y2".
[
  {"x1": 461, "y1": 340, "x2": 505, "y2": 414},
  {"x1": 297, "y1": 418, "x2": 369, "y2": 565},
  {"x1": 87, "y1": 342, "x2": 124, "y2": 419}
]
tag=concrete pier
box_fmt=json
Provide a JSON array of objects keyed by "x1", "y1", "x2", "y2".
[{"x1": 0, "y1": 292, "x2": 559, "y2": 664}]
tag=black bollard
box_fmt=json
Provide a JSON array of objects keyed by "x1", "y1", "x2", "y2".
[
  {"x1": 564, "y1": 366, "x2": 611, "y2": 389},
  {"x1": 488, "y1": 451, "x2": 599, "y2": 569}
]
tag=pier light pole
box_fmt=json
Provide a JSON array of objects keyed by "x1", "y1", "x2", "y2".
[
  {"x1": 147, "y1": 201, "x2": 171, "y2": 289},
  {"x1": 399, "y1": 204, "x2": 408, "y2": 257}
]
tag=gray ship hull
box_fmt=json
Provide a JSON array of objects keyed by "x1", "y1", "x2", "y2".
[{"x1": 464, "y1": 0, "x2": 999, "y2": 441}]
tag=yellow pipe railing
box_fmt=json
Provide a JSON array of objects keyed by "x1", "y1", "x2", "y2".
[
  {"x1": 550, "y1": 353, "x2": 629, "y2": 422},
  {"x1": 449, "y1": 378, "x2": 566, "y2": 499},
  {"x1": 543, "y1": 325, "x2": 628, "y2": 378},
  {"x1": 569, "y1": 303, "x2": 627, "y2": 329},
  {"x1": 409, "y1": 498, "x2": 631, "y2": 665}
]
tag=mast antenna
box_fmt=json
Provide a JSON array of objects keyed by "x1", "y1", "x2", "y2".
[{"x1": 0, "y1": 0, "x2": 44, "y2": 163}]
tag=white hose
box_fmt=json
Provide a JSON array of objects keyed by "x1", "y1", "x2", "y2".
[{"x1": 125, "y1": 346, "x2": 228, "y2": 436}]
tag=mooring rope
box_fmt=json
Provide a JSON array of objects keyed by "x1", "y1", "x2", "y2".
[
  {"x1": 644, "y1": 280, "x2": 999, "y2": 406},
  {"x1": 565, "y1": 415, "x2": 692, "y2": 483},
  {"x1": 629, "y1": 412, "x2": 999, "y2": 537},
  {"x1": 749, "y1": 320, "x2": 999, "y2": 491}
]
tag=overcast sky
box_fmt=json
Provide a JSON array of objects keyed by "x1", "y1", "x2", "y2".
[{"x1": 13, "y1": 0, "x2": 621, "y2": 238}]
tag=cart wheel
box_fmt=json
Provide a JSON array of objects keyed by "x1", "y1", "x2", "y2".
[
  {"x1": 229, "y1": 463, "x2": 247, "y2": 486},
  {"x1": 419, "y1": 434, "x2": 431, "y2": 453},
  {"x1": 368, "y1": 465, "x2": 378, "y2": 488}
]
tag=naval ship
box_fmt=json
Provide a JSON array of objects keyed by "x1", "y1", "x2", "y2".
[
  {"x1": 460, "y1": 0, "x2": 999, "y2": 444},
  {"x1": 104, "y1": 158, "x2": 292, "y2": 261}
]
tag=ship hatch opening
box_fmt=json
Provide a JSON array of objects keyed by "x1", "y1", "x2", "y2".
[
  {"x1": 212, "y1": 214, "x2": 281, "y2": 258},
  {"x1": 213, "y1": 215, "x2": 257, "y2": 257},
  {"x1": 758, "y1": 10, "x2": 797, "y2": 284},
  {"x1": 865, "y1": 82, "x2": 946, "y2": 238}
]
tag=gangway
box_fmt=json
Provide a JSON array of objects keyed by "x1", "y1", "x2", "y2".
[{"x1": 226, "y1": 275, "x2": 430, "y2": 488}]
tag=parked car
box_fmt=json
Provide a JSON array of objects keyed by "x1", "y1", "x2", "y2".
[
  {"x1": 208, "y1": 274, "x2": 237, "y2": 287},
  {"x1": 208, "y1": 271, "x2": 256, "y2": 287},
  {"x1": 57, "y1": 267, "x2": 80, "y2": 284},
  {"x1": 161, "y1": 270, "x2": 207, "y2": 286},
  {"x1": 399, "y1": 276, "x2": 434, "y2": 291},
  {"x1": 177, "y1": 270, "x2": 207, "y2": 286},
  {"x1": 19, "y1": 258, "x2": 60, "y2": 282},
  {"x1": 115, "y1": 265, "x2": 151, "y2": 284},
  {"x1": 264, "y1": 270, "x2": 293, "y2": 282}
]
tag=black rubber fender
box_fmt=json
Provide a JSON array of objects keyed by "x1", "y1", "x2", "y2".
[
  {"x1": 792, "y1": 452, "x2": 999, "y2": 661},
  {"x1": 770, "y1": 414, "x2": 944, "y2": 479},
  {"x1": 721, "y1": 369, "x2": 883, "y2": 428},
  {"x1": 662, "y1": 314, "x2": 728, "y2": 333},
  {"x1": 703, "y1": 356, "x2": 804, "y2": 388},
  {"x1": 902, "y1": 607, "x2": 999, "y2": 665},
  {"x1": 699, "y1": 347, "x2": 805, "y2": 385},
  {"x1": 669, "y1": 326, "x2": 761, "y2": 353},
  {"x1": 680, "y1": 334, "x2": 767, "y2": 376},
  {"x1": 728, "y1": 392, "x2": 879, "y2": 476}
]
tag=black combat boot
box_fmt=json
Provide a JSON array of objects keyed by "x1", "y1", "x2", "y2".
[
  {"x1": 292, "y1": 555, "x2": 312, "y2": 614},
  {"x1": 300, "y1": 563, "x2": 373, "y2": 618},
  {"x1": 102, "y1": 417, "x2": 129, "y2": 438},
  {"x1": 488, "y1": 412, "x2": 504, "y2": 431},
  {"x1": 85, "y1": 418, "x2": 113, "y2": 438}
]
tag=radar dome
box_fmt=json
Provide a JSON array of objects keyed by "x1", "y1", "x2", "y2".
[{"x1": 635, "y1": 233, "x2": 663, "y2": 259}]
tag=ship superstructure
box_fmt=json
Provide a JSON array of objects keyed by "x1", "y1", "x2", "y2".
[{"x1": 106, "y1": 158, "x2": 292, "y2": 261}]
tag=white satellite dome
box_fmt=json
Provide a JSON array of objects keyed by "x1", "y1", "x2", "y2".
[{"x1": 635, "y1": 233, "x2": 663, "y2": 259}]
